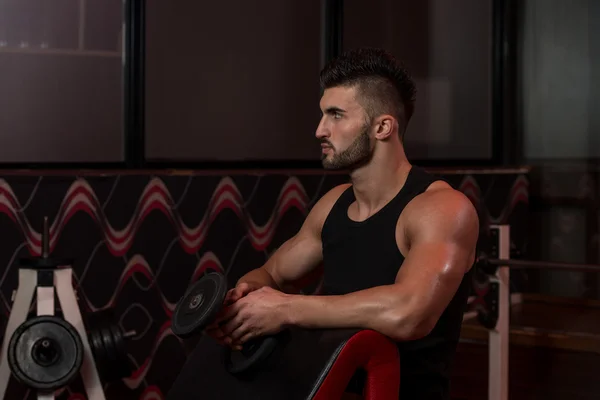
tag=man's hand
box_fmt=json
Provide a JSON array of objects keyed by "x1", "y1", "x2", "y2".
[
  {"x1": 224, "y1": 282, "x2": 258, "y2": 306},
  {"x1": 203, "y1": 282, "x2": 260, "y2": 346},
  {"x1": 217, "y1": 287, "x2": 291, "y2": 351}
]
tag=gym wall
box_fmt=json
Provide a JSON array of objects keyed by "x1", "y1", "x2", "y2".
[{"x1": 0, "y1": 168, "x2": 527, "y2": 399}]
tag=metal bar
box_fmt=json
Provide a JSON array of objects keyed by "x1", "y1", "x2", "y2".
[
  {"x1": 321, "y1": 0, "x2": 343, "y2": 69},
  {"x1": 487, "y1": 258, "x2": 600, "y2": 272},
  {"x1": 123, "y1": 0, "x2": 145, "y2": 168},
  {"x1": 488, "y1": 225, "x2": 509, "y2": 400},
  {"x1": 491, "y1": 0, "x2": 505, "y2": 165},
  {"x1": 42, "y1": 216, "x2": 49, "y2": 258},
  {"x1": 78, "y1": 0, "x2": 86, "y2": 50}
]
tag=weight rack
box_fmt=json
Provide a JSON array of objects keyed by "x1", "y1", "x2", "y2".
[{"x1": 0, "y1": 217, "x2": 107, "y2": 400}]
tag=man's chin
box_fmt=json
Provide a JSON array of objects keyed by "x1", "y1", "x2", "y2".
[
  {"x1": 321, "y1": 159, "x2": 347, "y2": 170},
  {"x1": 321, "y1": 156, "x2": 337, "y2": 170}
]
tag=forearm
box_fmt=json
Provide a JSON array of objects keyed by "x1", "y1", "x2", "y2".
[
  {"x1": 236, "y1": 267, "x2": 280, "y2": 290},
  {"x1": 285, "y1": 285, "x2": 424, "y2": 341}
]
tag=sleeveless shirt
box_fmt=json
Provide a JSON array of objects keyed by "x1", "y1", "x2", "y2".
[{"x1": 320, "y1": 166, "x2": 473, "y2": 400}]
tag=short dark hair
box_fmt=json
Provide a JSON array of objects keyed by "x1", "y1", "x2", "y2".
[{"x1": 319, "y1": 48, "x2": 417, "y2": 138}]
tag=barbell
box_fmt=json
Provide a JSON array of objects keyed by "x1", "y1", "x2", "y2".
[
  {"x1": 472, "y1": 222, "x2": 600, "y2": 330},
  {"x1": 477, "y1": 253, "x2": 600, "y2": 273}
]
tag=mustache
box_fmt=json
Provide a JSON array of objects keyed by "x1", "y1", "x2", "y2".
[{"x1": 320, "y1": 140, "x2": 333, "y2": 148}]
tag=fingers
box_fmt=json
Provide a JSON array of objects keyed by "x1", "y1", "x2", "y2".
[
  {"x1": 204, "y1": 321, "x2": 233, "y2": 346},
  {"x1": 224, "y1": 286, "x2": 241, "y2": 305},
  {"x1": 220, "y1": 311, "x2": 244, "y2": 338},
  {"x1": 215, "y1": 285, "x2": 252, "y2": 325},
  {"x1": 231, "y1": 331, "x2": 255, "y2": 351},
  {"x1": 228, "y1": 320, "x2": 251, "y2": 343},
  {"x1": 206, "y1": 315, "x2": 249, "y2": 351},
  {"x1": 211, "y1": 304, "x2": 253, "y2": 350},
  {"x1": 223, "y1": 289, "x2": 237, "y2": 306},
  {"x1": 204, "y1": 326, "x2": 233, "y2": 347},
  {"x1": 205, "y1": 282, "x2": 259, "y2": 348},
  {"x1": 225, "y1": 283, "x2": 254, "y2": 305},
  {"x1": 203, "y1": 303, "x2": 238, "y2": 341},
  {"x1": 211, "y1": 303, "x2": 233, "y2": 326},
  {"x1": 205, "y1": 299, "x2": 243, "y2": 342}
]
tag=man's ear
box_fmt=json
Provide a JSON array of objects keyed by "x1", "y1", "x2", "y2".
[{"x1": 373, "y1": 115, "x2": 396, "y2": 140}]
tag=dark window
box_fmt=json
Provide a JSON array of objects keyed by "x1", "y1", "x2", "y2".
[
  {"x1": 145, "y1": 1, "x2": 323, "y2": 162},
  {"x1": 344, "y1": 0, "x2": 493, "y2": 160},
  {"x1": 0, "y1": 0, "x2": 124, "y2": 163}
]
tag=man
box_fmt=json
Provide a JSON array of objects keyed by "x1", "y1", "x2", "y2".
[{"x1": 207, "y1": 48, "x2": 479, "y2": 399}]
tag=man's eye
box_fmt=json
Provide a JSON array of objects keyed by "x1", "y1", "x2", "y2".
[{"x1": 334, "y1": 112, "x2": 342, "y2": 119}]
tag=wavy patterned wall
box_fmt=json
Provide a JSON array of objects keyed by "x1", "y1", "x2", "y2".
[{"x1": 0, "y1": 169, "x2": 528, "y2": 399}]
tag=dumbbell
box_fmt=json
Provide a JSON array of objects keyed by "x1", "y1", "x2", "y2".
[{"x1": 171, "y1": 272, "x2": 288, "y2": 376}]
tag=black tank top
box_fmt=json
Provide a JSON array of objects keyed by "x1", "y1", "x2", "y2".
[{"x1": 320, "y1": 166, "x2": 473, "y2": 400}]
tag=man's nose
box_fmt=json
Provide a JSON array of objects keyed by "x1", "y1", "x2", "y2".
[{"x1": 315, "y1": 118, "x2": 329, "y2": 139}]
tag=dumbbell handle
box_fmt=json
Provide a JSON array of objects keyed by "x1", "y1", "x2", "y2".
[
  {"x1": 122, "y1": 330, "x2": 137, "y2": 339},
  {"x1": 42, "y1": 216, "x2": 50, "y2": 258}
]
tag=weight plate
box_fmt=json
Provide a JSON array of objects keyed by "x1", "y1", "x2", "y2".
[
  {"x1": 89, "y1": 328, "x2": 108, "y2": 381},
  {"x1": 224, "y1": 335, "x2": 279, "y2": 376},
  {"x1": 172, "y1": 272, "x2": 228, "y2": 338},
  {"x1": 109, "y1": 324, "x2": 131, "y2": 380},
  {"x1": 101, "y1": 326, "x2": 120, "y2": 382},
  {"x1": 8, "y1": 316, "x2": 83, "y2": 391}
]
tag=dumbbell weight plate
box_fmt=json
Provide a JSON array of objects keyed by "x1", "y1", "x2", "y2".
[
  {"x1": 109, "y1": 323, "x2": 133, "y2": 379},
  {"x1": 88, "y1": 323, "x2": 132, "y2": 383},
  {"x1": 224, "y1": 336, "x2": 279, "y2": 376},
  {"x1": 101, "y1": 326, "x2": 120, "y2": 382},
  {"x1": 172, "y1": 272, "x2": 228, "y2": 338},
  {"x1": 8, "y1": 316, "x2": 83, "y2": 391},
  {"x1": 89, "y1": 328, "x2": 108, "y2": 380}
]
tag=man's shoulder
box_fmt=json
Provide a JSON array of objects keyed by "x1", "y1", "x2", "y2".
[
  {"x1": 303, "y1": 183, "x2": 352, "y2": 235},
  {"x1": 416, "y1": 180, "x2": 473, "y2": 211},
  {"x1": 401, "y1": 182, "x2": 479, "y2": 238},
  {"x1": 312, "y1": 183, "x2": 352, "y2": 210}
]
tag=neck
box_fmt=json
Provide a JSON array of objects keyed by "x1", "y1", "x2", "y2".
[{"x1": 348, "y1": 143, "x2": 412, "y2": 217}]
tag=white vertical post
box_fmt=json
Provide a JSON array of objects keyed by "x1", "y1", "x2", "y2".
[
  {"x1": 489, "y1": 224, "x2": 510, "y2": 400},
  {"x1": 55, "y1": 268, "x2": 106, "y2": 400},
  {"x1": 0, "y1": 269, "x2": 37, "y2": 397}
]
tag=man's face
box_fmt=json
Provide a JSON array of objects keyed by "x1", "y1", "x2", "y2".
[{"x1": 316, "y1": 86, "x2": 373, "y2": 170}]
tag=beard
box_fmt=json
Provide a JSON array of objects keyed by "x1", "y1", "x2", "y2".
[{"x1": 321, "y1": 125, "x2": 373, "y2": 170}]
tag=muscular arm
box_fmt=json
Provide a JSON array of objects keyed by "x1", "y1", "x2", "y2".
[
  {"x1": 283, "y1": 187, "x2": 479, "y2": 341},
  {"x1": 235, "y1": 184, "x2": 351, "y2": 293}
]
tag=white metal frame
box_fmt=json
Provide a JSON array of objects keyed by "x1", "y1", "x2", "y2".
[{"x1": 488, "y1": 224, "x2": 510, "y2": 400}]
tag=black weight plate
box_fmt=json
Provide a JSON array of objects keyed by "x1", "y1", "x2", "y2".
[
  {"x1": 224, "y1": 335, "x2": 279, "y2": 376},
  {"x1": 172, "y1": 272, "x2": 228, "y2": 338},
  {"x1": 100, "y1": 326, "x2": 120, "y2": 382},
  {"x1": 8, "y1": 316, "x2": 83, "y2": 391},
  {"x1": 109, "y1": 324, "x2": 131, "y2": 379},
  {"x1": 89, "y1": 328, "x2": 108, "y2": 381}
]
